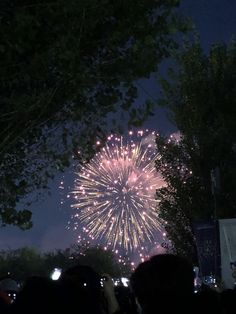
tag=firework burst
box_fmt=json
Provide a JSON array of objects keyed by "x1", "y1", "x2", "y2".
[{"x1": 70, "y1": 130, "x2": 165, "y2": 253}]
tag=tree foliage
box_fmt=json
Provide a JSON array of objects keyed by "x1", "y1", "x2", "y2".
[
  {"x1": 74, "y1": 246, "x2": 131, "y2": 277},
  {"x1": 156, "y1": 41, "x2": 236, "y2": 261},
  {"x1": 0, "y1": 245, "x2": 130, "y2": 282},
  {"x1": 156, "y1": 134, "x2": 201, "y2": 262},
  {"x1": 0, "y1": 247, "x2": 45, "y2": 281},
  {"x1": 0, "y1": 0, "x2": 189, "y2": 228}
]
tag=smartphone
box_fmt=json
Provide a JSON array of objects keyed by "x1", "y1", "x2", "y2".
[{"x1": 51, "y1": 268, "x2": 62, "y2": 280}]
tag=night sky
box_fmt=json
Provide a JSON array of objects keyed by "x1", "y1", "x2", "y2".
[{"x1": 0, "y1": 0, "x2": 235, "y2": 252}]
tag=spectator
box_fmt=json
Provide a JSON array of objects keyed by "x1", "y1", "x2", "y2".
[
  {"x1": 0, "y1": 277, "x2": 19, "y2": 302},
  {"x1": 130, "y1": 254, "x2": 195, "y2": 314},
  {"x1": 9, "y1": 276, "x2": 65, "y2": 314},
  {"x1": 59, "y1": 264, "x2": 105, "y2": 314}
]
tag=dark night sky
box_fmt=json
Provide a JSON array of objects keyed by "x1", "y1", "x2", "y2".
[{"x1": 0, "y1": 0, "x2": 235, "y2": 252}]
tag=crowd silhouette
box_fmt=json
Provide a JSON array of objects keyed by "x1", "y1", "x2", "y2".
[{"x1": 0, "y1": 253, "x2": 235, "y2": 314}]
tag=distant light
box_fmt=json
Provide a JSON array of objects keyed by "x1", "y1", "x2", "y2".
[
  {"x1": 121, "y1": 277, "x2": 129, "y2": 287},
  {"x1": 51, "y1": 268, "x2": 62, "y2": 280}
]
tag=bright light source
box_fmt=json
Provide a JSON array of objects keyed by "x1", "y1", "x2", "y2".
[
  {"x1": 121, "y1": 277, "x2": 129, "y2": 287},
  {"x1": 51, "y1": 268, "x2": 62, "y2": 280}
]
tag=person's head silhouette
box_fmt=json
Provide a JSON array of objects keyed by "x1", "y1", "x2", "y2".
[{"x1": 130, "y1": 254, "x2": 194, "y2": 314}]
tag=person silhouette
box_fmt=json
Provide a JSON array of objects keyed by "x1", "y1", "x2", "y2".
[{"x1": 130, "y1": 254, "x2": 195, "y2": 314}]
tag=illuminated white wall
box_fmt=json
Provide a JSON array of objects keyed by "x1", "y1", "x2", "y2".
[{"x1": 219, "y1": 218, "x2": 236, "y2": 289}]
